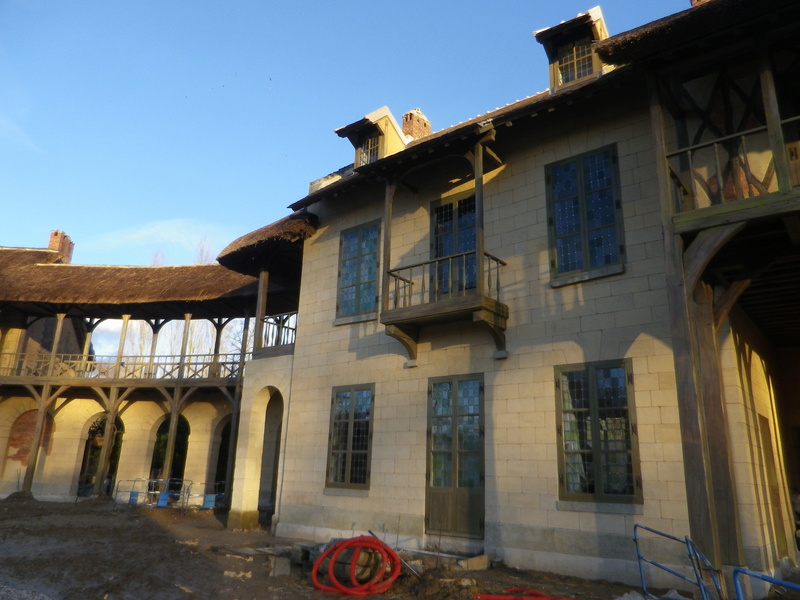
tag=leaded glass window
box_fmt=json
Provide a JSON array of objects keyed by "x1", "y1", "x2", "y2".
[
  {"x1": 326, "y1": 384, "x2": 374, "y2": 489},
  {"x1": 546, "y1": 146, "x2": 624, "y2": 281},
  {"x1": 337, "y1": 221, "x2": 380, "y2": 317},
  {"x1": 555, "y1": 360, "x2": 641, "y2": 503}
]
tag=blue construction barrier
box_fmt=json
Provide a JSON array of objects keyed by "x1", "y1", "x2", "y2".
[
  {"x1": 733, "y1": 567, "x2": 800, "y2": 600},
  {"x1": 633, "y1": 524, "x2": 724, "y2": 600}
]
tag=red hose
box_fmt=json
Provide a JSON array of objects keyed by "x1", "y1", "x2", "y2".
[{"x1": 311, "y1": 535, "x2": 402, "y2": 596}]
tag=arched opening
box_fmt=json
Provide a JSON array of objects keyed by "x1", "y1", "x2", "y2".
[
  {"x1": 149, "y1": 415, "x2": 190, "y2": 483},
  {"x1": 214, "y1": 418, "x2": 231, "y2": 487},
  {"x1": 2, "y1": 410, "x2": 55, "y2": 485},
  {"x1": 77, "y1": 415, "x2": 124, "y2": 497},
  {"x1": 258, "y1": 392, "x2": 284, "y2": 527}
]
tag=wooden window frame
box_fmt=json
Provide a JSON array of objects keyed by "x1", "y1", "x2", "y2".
[
  {"x1": 554, "y1": 359, "x2": 642, "y2": 504},
  {"x1": 336, "y1": 220, "x2": 381, "y2": 318},
  {"x1": 325, "y1": 384, "x2": 375, "y2": 490},
  {"x1": 545, "y1": 144, "x2": 625, "y2": 287}
]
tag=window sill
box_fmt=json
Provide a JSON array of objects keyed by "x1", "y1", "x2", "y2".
[
  {"x1": 549, "y1": 263, "x2": 624, "y2": 288},
  {"x1": 324, "y1": 487, "x2": 369, "y2": 498},
  {"x1": 333, "y1": 312, "x2": 378, "y2": 327},
  {"x1": 556, "y1": 500, "x2": 642, "y2": 514}
]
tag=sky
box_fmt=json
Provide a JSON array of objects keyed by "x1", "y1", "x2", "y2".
[{"x1": 1, "y1": 0, "x2": 690, "y2": 267}]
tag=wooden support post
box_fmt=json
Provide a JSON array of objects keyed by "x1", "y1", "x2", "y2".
[
  {"x1": 759, "y1": 47, "x2": 791, "y2": 192},
  {"x1": 22, "y1": 386, "x2": 50, "y2": 494},
  {"x1": 46, "y1": 314, "x2": 66, "y2": 377},
  {"x1": 649, "y1": 75, "x2": 721, "y2": 566},
  {"x1": 381, "y1": 180, "x2": 398, "y2": 313},
  {"x1": 178, "y1": 314, "x2": 191, "y2": 379},
  {"x1": 92, "y1": 390, "x2": 119, "y2": 496},
  {"x1": 113, "y1": 315, "x2": 130, "y2": 379},
  {"x1": 694, "y1": 282, "x2": 744, "y2": 565},
  {"x1": 474, "y1": 137, "x2": 486, "y2": 296},
  {"x1": 254, "y1": 272, "x2": 269, "y2": 350},
  {"x1": 160, "y1": 390, "x2": 182, "y2": 482}
]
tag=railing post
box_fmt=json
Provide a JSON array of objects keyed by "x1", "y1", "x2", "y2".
[{"x1": 113, "y1": 315, "x2": 130, "y2": 379}]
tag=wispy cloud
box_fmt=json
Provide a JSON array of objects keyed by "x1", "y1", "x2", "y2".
[
  {"x1": 80, "y1": 219, "x2": 236, "y2": 266},
  {"x1": 0, "y1": 114, "x2": 40, "y2": 152}
]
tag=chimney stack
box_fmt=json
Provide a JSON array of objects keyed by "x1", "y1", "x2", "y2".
[
  {"x1": 49, "y1": 230, "x2": 74, "y2": 264},
  {"x1": 402, "y1": 109, "x2": 431, "y2": 141}
]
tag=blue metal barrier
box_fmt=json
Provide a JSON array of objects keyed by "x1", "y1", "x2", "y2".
[
  {"x1": 733, "y1": 567, "x2": 800, "y2": 600},
  {"x1": 633, "y1": 524, "x2": 724, "y2": 600}
]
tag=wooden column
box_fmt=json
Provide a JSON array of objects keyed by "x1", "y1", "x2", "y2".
[
  {"x1": 649, "y1": 75, "x2": 721, "y2": 565},
  {"x1": 92, "y1": 389, "x2": 119, "y2": 496},
  {"x1": 22, "y1": 385, "x2": 50, "y2": 494},
  {"x1": 758, "y1": 47, "x2": 791, "y2": 192},
  {"x1": 177, "y1": 314, "x2": 191, "y2": 379},
  {"x1": 381, "y1": 179, "x2": 398, "y2": 312},
  {"x1": 254, "y1": 272, "x2": 269, "y2": 350},
  {"x1": 474, "y1": 138, "x2": 486, "y2": 294},
  {"x1": 160, "y1": 390, "x2": 182, "y2": 482},
  {"x1": 113, "y1": 315, "x2": 130, "y2": 379},
  {"x1": 694, "y1": 281, "x2": 744, "y2": 565},
  {"x1": 223, "y1": 316, "x2": 250, "y2": 507},
  {"x1": 46, "y1": 314, "x2": 66, "y2": 377}
]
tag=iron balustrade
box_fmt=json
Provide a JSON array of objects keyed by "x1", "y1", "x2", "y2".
[
  {"x1": 667, "y1": 115, "x2": 800, "y2": 213},
  {"x1": 385, "y1": 251, "x2": 506, "y2": 310},
  {"x1": 0, "y1": 352, "x2": 249, "y2": 381}
]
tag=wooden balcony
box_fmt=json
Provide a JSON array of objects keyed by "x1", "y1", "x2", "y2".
[
  {"x1": 666, "y1": 114, "x2": 800, "y2": 235},
  {"x1": 0, "y1": 352, "x2": 248, "y2": 385},
  {"x1": 381, "y1": 251, "x2": 509, "y2": 361}
]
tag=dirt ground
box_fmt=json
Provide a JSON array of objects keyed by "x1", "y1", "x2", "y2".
[{"x1": 0, "y1": 494, "x2": 650, "y2": 600}]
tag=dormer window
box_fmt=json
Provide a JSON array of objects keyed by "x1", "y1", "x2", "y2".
[
  {"x1": 535, "y1": 7, "x2": 610, "y2": 92},
  {"x1": 357, "y1": 134, "x2": 380, "y2": 167},
  {"x1": 557, "y1": 37, "x2": 593, "y2": 85}
]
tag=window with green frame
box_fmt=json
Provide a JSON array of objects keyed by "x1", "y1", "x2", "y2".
[
  {"x1": 337, "y1": 221, "x2": 379, "y2": 317},
  {"x1": 546, "y1": 145, "x2": 624, "y2": 284},
  {"x1": 555, "y1": 359, "x2": 641, "y2": 503},
  {"x1": 326, "y1": 384, "x2": 374, "y2": 489}
]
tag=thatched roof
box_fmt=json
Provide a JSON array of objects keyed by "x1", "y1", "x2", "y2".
[
  {"x1": 216, "y1": 211, "x2": 319, "y2": 277},
  {"x1": 596, "y1": 0, "x2": 799, "y2": 66},
  {"x1": 0, "y1": 246, "x2": 264, "y2": 319}
]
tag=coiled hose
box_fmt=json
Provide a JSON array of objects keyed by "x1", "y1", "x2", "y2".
[{"x1": 311, "y1": 535, "x2": 402, "y2": 596}]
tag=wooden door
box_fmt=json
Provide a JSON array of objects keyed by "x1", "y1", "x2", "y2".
[{"x1": 426, "y1": 375, "x2": 484, "y2": 538}]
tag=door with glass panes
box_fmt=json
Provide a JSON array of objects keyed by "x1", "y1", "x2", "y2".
[
  {"x1": 426, "y1": 375, "x2": 484, "y2": 538},
  {"x1": 432, "y1": 196, "x2": 477, "y2": 300}
]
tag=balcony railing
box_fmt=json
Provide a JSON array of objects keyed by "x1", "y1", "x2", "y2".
[
  {"x1": 667, "y1": 116, "x2": 800, "y2": 213},
  {"x1": 385, "y1": 251, "x2": 506, "y2": 311},
  {"x1": 0, "y1": 352, "x2": 248, "y2": 381},
  {"x1": 259, "y1": 312, "x2": 297, "y2": 348}
]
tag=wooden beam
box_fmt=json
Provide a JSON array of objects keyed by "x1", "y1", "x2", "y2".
[
  {"x1": 673, "y1": 192, "x2": 800, "y2": 235},
  {"x1": 683, "y1": 223, "x2": 746, "y2": 291}
]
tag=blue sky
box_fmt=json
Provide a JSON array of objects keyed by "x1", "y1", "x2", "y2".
[{"x1": 1, "y1": 0, "x2": 689, "y2": 267}]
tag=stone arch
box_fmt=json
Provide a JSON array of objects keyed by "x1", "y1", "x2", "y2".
[
  {"x1": 1, "y1": 409, "x2": 54, "y2": 494},
  {"x1": 258, "y1": 391, "x2": 284, "y2": 526}
]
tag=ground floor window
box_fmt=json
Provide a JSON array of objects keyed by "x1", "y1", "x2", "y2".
[
  {"x1": 326, "y1": 384, "x2": 374, "y2": 489},
  {"x1": 555, "y1": 359, "x2": 641, "y2": 503}
]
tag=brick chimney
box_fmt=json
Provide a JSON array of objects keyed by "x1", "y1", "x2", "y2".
[
  {"x1": 48, "y1": 230, "x2": 74, "y2": 264},
  {"x1": 402, "y1": 109, "x2": 431, "y2": 140}
]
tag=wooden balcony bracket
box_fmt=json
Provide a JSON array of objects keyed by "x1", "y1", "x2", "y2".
[
  {"x1": 385, "y1": 324, "x2": 419, "y2": 368},
  {"x1": 474, "y1": 309, "x2": 508, "y2": 359}
]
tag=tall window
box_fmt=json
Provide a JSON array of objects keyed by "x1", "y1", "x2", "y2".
[
  {"x1": 555, "y1": 359, "x2": 641, "y2": 503},
  {"x1": 357, "y1": 134, "x2": 379, "y2": 167},
  {"x1": 546, "y1": 145, "x2": 624, "y2": 283},
  {"x1": 557, "y1": 38, "x2": 594, "y2": 85},
  {"x1": 337, "y1": 222, "x2": 379, "y2": 317},
  {"x1": 432, "y1": 195, "x2": 476, "y2": 299},
  {"x1": 326, "y1": 384, "x2": 374, "y2": 489}
]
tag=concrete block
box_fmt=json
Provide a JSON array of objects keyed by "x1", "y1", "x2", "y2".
[{"x1": 456, "y1": 554, "x2": 492, "y2": 570}]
